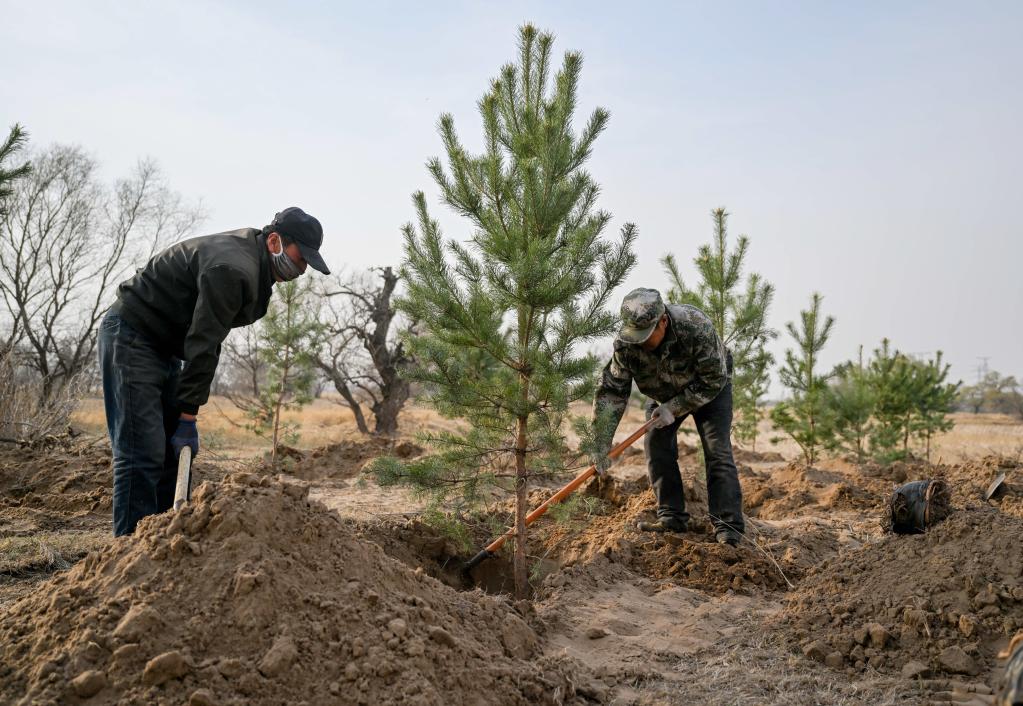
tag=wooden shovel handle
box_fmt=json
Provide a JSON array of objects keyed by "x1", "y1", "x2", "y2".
[{"x1": 473, "y1": 418, "x2": 657, "y2": 560}]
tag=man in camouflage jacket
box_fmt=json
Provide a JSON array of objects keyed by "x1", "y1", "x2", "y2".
[{"x1": 591, "y1": 288, "x2": 744, "y2": 545}]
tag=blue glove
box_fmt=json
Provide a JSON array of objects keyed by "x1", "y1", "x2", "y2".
[{"x1": 170, "y1": 419, "x2": 199, "y2": 458}]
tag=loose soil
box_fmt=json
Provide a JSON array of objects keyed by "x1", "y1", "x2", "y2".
[
  {"x1": 780, "y1": 508, "x2": 1023, "y2": 681},
  {"x1": 0, "y1": 441, "x2": 115, "y2": 535},
  {"x1": 0, "y1": 473, "x2": 592, "y2": 705},
  {"x1": 2, "y1": 430, "x2": 1021, "y2": 704}
]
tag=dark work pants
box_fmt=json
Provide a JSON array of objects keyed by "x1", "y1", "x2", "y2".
[
  {"x1": 98, "y1": 310, "x2": 183, "y2": 536},
  {"x1": 644, "y1": 382, "x2": 745, "y2": 535}
]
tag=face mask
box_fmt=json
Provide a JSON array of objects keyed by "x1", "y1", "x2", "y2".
[{"x1": 270, "y1": 238, "x2": 303, "y2": 282}]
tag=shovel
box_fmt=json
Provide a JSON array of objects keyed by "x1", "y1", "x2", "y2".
[
  {"x1": 173, "y1": 446, "x2": 192, "y2": 511},
  {"x1": 463, "y1": 418, "x2": 657, "y2": 575}
]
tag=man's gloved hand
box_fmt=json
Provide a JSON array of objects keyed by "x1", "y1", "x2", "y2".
[
  {"x1": 650, "y1": 403, "x2": 675, "y2": 429},
  {"x1": 589, "y1": 451, "x2": 612, "y2": 476},
  {"x1": 170, "y1": 418, "x2": 199, "y2": 458}
]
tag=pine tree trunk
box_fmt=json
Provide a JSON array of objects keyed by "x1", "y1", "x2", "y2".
[
  {"x1": 514, "y1": 411, "x2": 528, "y2": 600},
  {"x1": 808, "y1": 415, "x2": 816, "y2": 466},
  {"x1": 270, "y1": 300, "x2": 294, "y2": 470},
  {"x1": 271, "y1": 361, "x2": 288, "y2": 470},
  {"x1": 512, "y1": 303, "x2": 532, "y2": 600}
]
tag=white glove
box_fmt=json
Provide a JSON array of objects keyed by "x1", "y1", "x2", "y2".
[
  {"x1": 650, "y1": 403, "x2": 675, "y2": 429},
  {"x1": 590, "y1": 452, "x2": 612, "y2": 476}
]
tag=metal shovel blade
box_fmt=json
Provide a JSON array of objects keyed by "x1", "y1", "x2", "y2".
[
  {"x1": 985, "y1": 472, "x2": 1007, "y2": 501},
  {"x1": 173, "y1": 446, "x2": 192, "y2": 511}
]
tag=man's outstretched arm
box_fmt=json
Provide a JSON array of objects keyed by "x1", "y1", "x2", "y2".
[{"x1": 589, "y1": 351, "x2": 634, "y2": 464}]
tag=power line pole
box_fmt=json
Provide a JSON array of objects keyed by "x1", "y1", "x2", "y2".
[{"x1": 976, "y1": 356, "x2": 990, "y2": 383}]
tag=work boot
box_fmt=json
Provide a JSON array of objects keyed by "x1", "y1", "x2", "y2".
[
  {"x1": 716, "y1": 530, "x2": 742, "y2": 547},
  {"x1": 637, "y1": 518, "x2": 687, "y2": 533}
]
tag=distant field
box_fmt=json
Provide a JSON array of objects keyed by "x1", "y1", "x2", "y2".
[
  {"x1": 72, "y1": 396, "x2": 1023, "y2": 464},
  {"x1": 744, "y1": 411, "x2": 1023, "y2": 464}
]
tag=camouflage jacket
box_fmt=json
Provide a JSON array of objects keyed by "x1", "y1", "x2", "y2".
[
  {"x1": 999, "y1": 632, "x2": 1023, "y2": 705},
  {"x1": 592, "y1": 304, "x2": 730, "y2": 450}
]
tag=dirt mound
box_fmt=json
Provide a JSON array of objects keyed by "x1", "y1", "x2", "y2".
[
  {"x1": 0, "y1": 473, "x2": 589, "y2": 705},
  {"x1": 275, "y1": 438, "x2": 422, "y2": 482},
  {"x1": 0, "y1": 442, "x2": 113, "y2": 535},
  {"x1": 780, "y1": 508, "x2": 1023, "y2": 679},
  {"x1": 743, "y1": 461, "x2": 888, "y2": 521},
  {"x1": 0, "y1": 439, "x2": 236, "y2": 537},
  {"x1": 526, "y1": 476, "x2": 792, "y2": 594},
  {"x1": 937, "y1": 455, "x2": 1023, "y2": 519}
]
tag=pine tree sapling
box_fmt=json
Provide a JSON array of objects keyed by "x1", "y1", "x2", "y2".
[
  {"x1": 734, "y1": 345, "x2": 772, "y2": 450},
  {"x1": 770, "y1": 293, "x2": 835, "y2": 465},
  {"x1": 821, "y1": 348, "x2": 875, "y2": 462},
  {"x1": 231, "y1": 279, "x2": 319, "y2": 468},
  {"x1": 372, "y1": 25, "x2": 637, "y2": 598},
  {"x1": 867, "y1": 338, "x2": 914, "y2": 462},
  {"x1": 909, "y1": 351, "x2": 960, "y2": 461},
  {"x1": 662, "y1": 208, "x2": 776, "y2": 446}
]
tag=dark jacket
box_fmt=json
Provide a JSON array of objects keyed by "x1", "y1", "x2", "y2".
[{"x1": 114, "y1": 228, "x2": 274, "y2": 414}]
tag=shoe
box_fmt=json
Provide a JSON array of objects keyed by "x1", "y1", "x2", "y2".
[
  {"x1": 716, "y1": 531, "x2": 741, "y2": 547},
  {"x1": 637, "y1": 518, "x2": 687, "y2": 533}
]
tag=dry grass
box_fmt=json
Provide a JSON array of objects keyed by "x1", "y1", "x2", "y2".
[
  {"x1": 0, "y1": 530, "x2": 108, "y2": 576},
  {"x1": 73, "y1": 395, "x2": 440, "y2": 457},
  {"x1": 73, "y1": 396, "x2": 1023, "y2": 467}
]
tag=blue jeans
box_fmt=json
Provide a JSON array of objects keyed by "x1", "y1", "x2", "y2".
[
  {"x1": 644, "y1": 382, "x2": 745, "y2": 536},
  {"x1": 98, "y1": 310, "x2": 183, "y2": 536}
]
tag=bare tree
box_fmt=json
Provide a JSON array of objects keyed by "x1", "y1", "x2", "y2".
[
  {"x1": 0, "y1": 145, "x2": 203, "y2": 400},
  {"x1": 217, "y1": 325, "x2": 273, "y2": 427},
  {"x1": 313, "y1": 266, "x2": 413, "y2": 436}
]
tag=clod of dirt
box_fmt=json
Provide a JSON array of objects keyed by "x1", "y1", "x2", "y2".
[
  {"x1": 780, "y1": 508, "x2": 1023, "y2": 678},
  {"x1": 0, "y1": 473, "x2": 587, "y2": 705},
  {"x1": 938, "y1": 646, "x2": 979, "y2": 676},
  {"x1": 257, "y1": 636, "x2": 297, "y2": 678},
  {"x1": 142, "y1": 650, "x2": 190, "y2": 686},
  {"x1": 70, "y1": 669, "x2": 107, "y2": 698}
]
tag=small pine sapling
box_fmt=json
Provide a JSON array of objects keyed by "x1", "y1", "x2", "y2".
[
  {"x1": 662, "y1": 208, "x2": 776, "y2": 447},
  {"x1": 770, "y1": 293, "x2": 835, "y2": 465}
]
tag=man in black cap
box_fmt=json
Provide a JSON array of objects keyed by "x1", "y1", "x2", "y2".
[{"x1": 99, "y1": 208, "x2": 329, "y2": 536}]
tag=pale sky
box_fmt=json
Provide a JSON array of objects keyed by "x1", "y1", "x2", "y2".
[{"x1": 3, "y1": 1, "x2": 1021, "y2": 389}]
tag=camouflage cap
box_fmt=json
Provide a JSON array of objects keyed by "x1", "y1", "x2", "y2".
[{"x1": 617, "y1": 288, "x2": 665, "y2": 344}]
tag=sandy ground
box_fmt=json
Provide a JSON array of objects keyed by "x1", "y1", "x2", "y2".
[{"x1": 2, "y1": 403, "x2": 1021, "y2": 703}]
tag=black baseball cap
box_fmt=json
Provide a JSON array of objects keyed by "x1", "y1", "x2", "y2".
[{"x1": 271, "y1": 207, "x2": 330, "y2": 275}]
